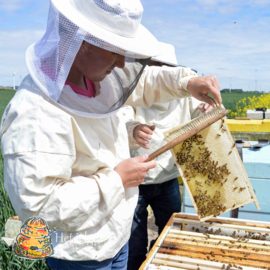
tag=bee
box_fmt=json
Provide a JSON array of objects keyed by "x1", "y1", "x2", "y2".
[
  {"x1": 232, "y1": 204, "x2": 236, "y2": 208},
  {"x1": 217, "y1": 134, "x2": 221, "y2": 137},
  {"x1": 234, "y1": 177, "x2": 238, "y2": 181},
  {"x1": 251, "y1": 196, "x2": 254, "y2": 199},
  {"x1": 222, "y1": 128, "x2": 226, "y2": 131},
  {"x1": 221, "y1": 119, "x2": 225, "y2": 124},
  {"x1": 232, "y1": 143, "x2": 236, "y2": 148},
  {"x1": 228, "y1": 151, "x2": 232, "y2": 155},
  {"x1": 234, "y1": 187, "x2": 237, "y2": 190}
]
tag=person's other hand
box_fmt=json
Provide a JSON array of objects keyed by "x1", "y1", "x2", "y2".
[
  {"x1": 114, "y1": 154, "x2": 156, "y2": 189},
  {"x1": 198, "y1": 103, "x2": 215, "y2": 114},
  {"x1": 133, "y1": 124, "x2": 155, "y2": 149},
  {"x1": 187, "y1": 76, "x2": 222, "y2": 107}
]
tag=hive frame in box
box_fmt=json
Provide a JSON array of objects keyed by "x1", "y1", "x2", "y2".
[
  {"x1": 140, "y1": 213, "x2": 270, "y2": 270},
  {"x1": 163, "y1": 118, "x2": 260, "y2": 222}
]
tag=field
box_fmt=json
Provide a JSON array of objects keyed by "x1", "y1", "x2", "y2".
[
  {"x1": 0, "y1": 90, "x2": 50, "y2": 270},
  {"x1": 221, "y1": 92, "x2": 262, "y2": 114},
  {"x1": 0, "y1": 89, "x2": 264, "y2": 269}
]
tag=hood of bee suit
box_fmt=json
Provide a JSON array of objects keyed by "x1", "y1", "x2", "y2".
[
  {"x1": 151, "y1": 42, "x2": 197, "y2": 73},
  {"x1": 24, "y1": 0, "x2": 161, "y2": 118},
  {"x1": 151, "y1": 42, "x2": 178, "y2": 67}
]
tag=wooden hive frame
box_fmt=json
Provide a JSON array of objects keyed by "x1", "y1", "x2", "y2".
[
  {"x1": 140, "y1": 213, "x2": 270, "y2": 270},
  {"x1": 163, "y1": 117, "x2": 260, "y2": 222}
]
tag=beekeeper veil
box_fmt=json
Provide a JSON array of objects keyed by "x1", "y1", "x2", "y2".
[{"x1": 25, "y1": 0, "x2": 160, "y2": 118}]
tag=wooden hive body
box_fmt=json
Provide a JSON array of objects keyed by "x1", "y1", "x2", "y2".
[{"x1": 141, "y1": 213, "x2": 270, "y2": 270}]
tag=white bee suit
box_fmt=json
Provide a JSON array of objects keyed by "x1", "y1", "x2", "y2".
[{"x1": 0, "y1": 65, "x2": 195, "y2": 260}]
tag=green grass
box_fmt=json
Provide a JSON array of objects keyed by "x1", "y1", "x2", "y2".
[
  {"x1": 221, "y1": 92, "x2": 262, "y2": 114},
  {"x1": 0, "y1": 90, "x2": 50, "y2": 270}
]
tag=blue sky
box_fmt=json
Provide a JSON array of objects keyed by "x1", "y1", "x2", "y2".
[{"x1": 0, "y1": 0, "x2": 270, "y2": 92}]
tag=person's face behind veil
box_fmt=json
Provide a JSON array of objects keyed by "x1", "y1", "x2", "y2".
[{"x1": 71, "y1": 41, "x2": 126, "y2": 82}]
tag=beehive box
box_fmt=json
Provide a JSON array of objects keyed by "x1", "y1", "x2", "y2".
[
  {"x1": 140, "y1": 213, "x2": 270, "y2": 270},
  {"x1": 226, "y1": 119, "x2": 270, "y2": 141},
  {"x1": 164, "y1": 117, "x2": 260, "y2": 222},
  {"x1": 246, "y1": 109, "x2": 270, "y2": 120}
]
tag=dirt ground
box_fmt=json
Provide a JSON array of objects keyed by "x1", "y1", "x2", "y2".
[{"x1": 147, "y1": 211, "x2": 159, "y2": 250}]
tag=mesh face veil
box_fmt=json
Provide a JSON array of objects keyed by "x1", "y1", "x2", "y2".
[{"x1": 25, "y1": 0, "x2": 160, "y2": 118}]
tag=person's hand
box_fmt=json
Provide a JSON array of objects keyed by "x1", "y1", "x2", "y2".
[
  {"x1": 114, "y1": 154, "x2": 156, "y2": 189},
  {"x1": 198, "y1": 103, "x2": 215, "y2": 114},
  {"x1": 187, "y1": 76, "x2": 222, "y2": 107},
  {"x1": 133, "y1": 124, "x2": 155, "y2": 149}
]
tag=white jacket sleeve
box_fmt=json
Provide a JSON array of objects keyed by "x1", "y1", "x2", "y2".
[
  {"x1": 189, "y1": 97, "x2": 205, "y2": 119},
  {"x1": 1, "y1": 90, "x2": 125, "y2": 232},
  {"x1": 126, "y1": 65, "x2": 197, "y2": 108},
  {"x1": 126, "y1": 121, "x2": 141, "y2": 150},
  {"x1": 4, "y1": 151, "x2": 125, "y2": 232},
  {"x1": 119, "y1": 105, "x2": 141, "y2": 150}
]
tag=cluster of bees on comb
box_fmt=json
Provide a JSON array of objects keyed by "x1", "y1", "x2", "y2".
[
  {"x1": 176, "y1": 133, "x2": 232, "y2": 218},
  {"x1": 191, "y1": 226, "x2": 270, "y2": 242},
  {"x1": 188, "y1": 226, "x2": 270, "y2": 269}
]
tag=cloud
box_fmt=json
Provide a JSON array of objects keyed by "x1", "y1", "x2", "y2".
[
  {"x1": 0, "y1": 29, "x2": 44, "y2": 86},
  {"x1": 193, "y1": 0, "x2": 270, "y2": 14},
  {"x1": 1, "y1": 0, "x2": 269, "y2": 92},
  {"x1": 0, "y1": 0, "x2": 43, "y2": 12},
  {"x1": 0, "y1": 0, "x2": 22, "y2": 11},
  {"x1": 150, "y1": 0, "x2": 270, "y2": 15},
  {"x1": 141, "y1": 0, "x2": 270, "y2": 92},
  {"x1": 0, "y1": 0, "x2": 49, "y2": 86}
]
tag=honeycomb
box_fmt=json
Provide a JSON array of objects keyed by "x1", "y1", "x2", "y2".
[{"x1": 164, "y1": 118, "x2": 259, "y2": 221}]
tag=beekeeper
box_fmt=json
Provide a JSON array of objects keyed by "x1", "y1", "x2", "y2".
[
  {"x1": 0, "y1": 0, "x2": 222, "y2": 269},
  {"x1": 120, "y1": 42, "x2": 213, "y2": 270}
]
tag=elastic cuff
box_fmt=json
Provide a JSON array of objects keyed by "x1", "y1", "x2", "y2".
[
  {"x1": 127, "y1": 121, "x2": 141, "y2": 150},
  {"x1": 108, "y1": 169, "x2": 126, "y2": 194},
  {"x1": 181, "y1": 75, "x2": 197, "y2": 92}
]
